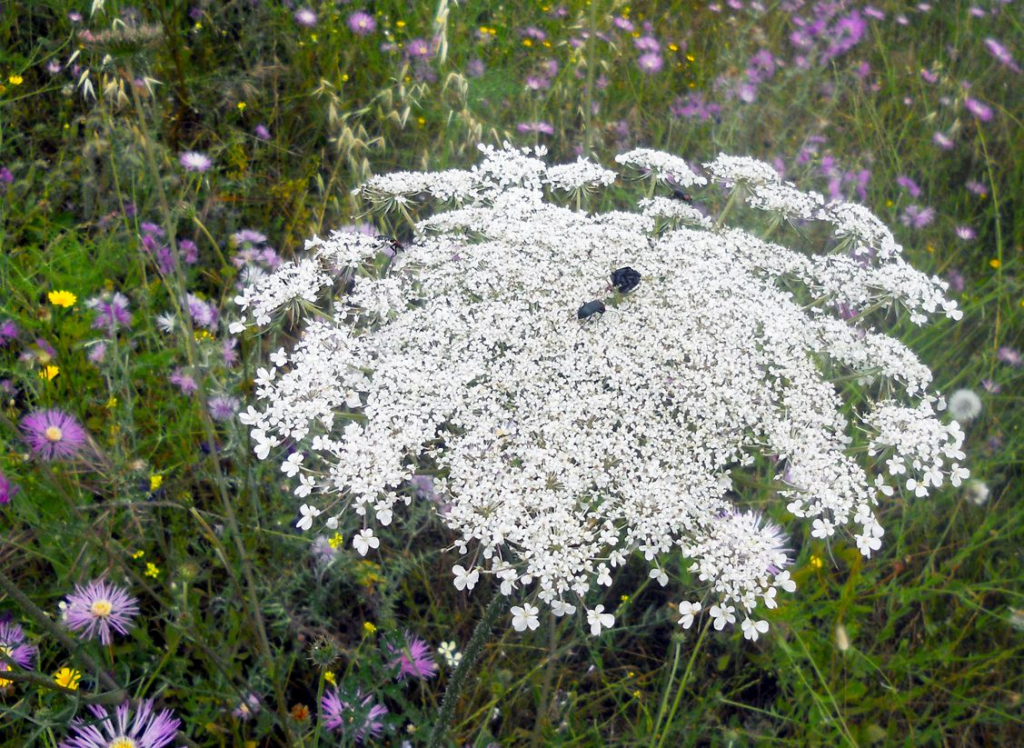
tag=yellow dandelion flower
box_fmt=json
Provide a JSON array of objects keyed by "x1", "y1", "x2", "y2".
[
  {"x1": 669, "y1": 44, "x2": 679, "y2": 52},
  {"x1": 341, "y1": 73, "x2": 349, "y2": 82},
  {"x1": 54, "y1": 667, "x2": 82, "y2": 691},
  {"x1": 48, "y1": 290, "x2": 77, "y2": 307},
  {"x1": 990, "y1": 259, "x2": 1001, "y2": 269},
  {"x1": 685, "y1": 54, "x2": 695, "y2": 62},
  {"x1": 38, "y1": 365, "x2": 59, "y2": 381},
  {"x1": 145, "y1": 562, "x2": 160, "y2": 578},
  {"x1": 362, "y1": 621, "x2": 377, "y2": 635},
  {"x1": 417, "y1": 117, "x2": 426, "y2": 126},
  {"x1": 8, "y1": 74, "x2": 23, "y2": 86},
  {"x1": 523, "y1": 39, "x2": 533, "y2": 47},
  {"x1": 324, "y1": 670, "x2": 336, "y2": 685},
  {"x1": 396, "y1": 20, "x2": 406, "y2": 28},
  {"x1": 149, "y1": 474, "x2": 163, "y2": 491},
  {"x1": 237, "y1": 101, "x2": 246, "y2": 111}
]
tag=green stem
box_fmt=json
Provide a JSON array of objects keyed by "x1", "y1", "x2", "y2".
[
  {"x1": 655, "y1": 619, "x2": 710, "y2": 748},
  {"x1": 582, "y1": 0, "x2": 598, "y2": 159},
  {"x1": 428, "y1": 591, "x2": 509, "y2": 748}
]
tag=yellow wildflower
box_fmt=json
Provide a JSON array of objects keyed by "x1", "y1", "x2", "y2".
[
  {"x1": 149, "y1": 474, "x2": 163, "y2": 491},
  {"x1": 106, "y1": 397, "x2": 118, "y2": 409},
  {"x1": 131, "y1": 549, "x2": 145, "y2": 559},
  {"x1": 523, "y1": 39, "x2": 533, "y2": 47},
  {"x1": 396, "y1": 20, "x2": 406, "y2": 28},
  {"x1": 328, "y1": 532, "x2": 344, "y2": 550},
  {"x1": 8, "y1": 74, "x2": 23, "y2": 86},
  {"x1": 48, "y1": 290, "x2": 77, "y2": 307},
  {"x1": 237, "y1": 101, "x2": 246, "y2": 111},
  {"x1": 362, "y1": 621, "x2": 377, "y2": 635},
  {"x1": 54, "y1": 667, "x2": 82, "y2": 691},
  {"x1": 38, "y1": 365, "x2": 59, "y2": 382},
  {"x1": 990, "y1": 259, "x2": 1001, "y2": 269},
  {"x1": 809, "y1": 555, "x2": 824, "y2": 569},
  {"x1": 145, "y1": 562, "x2": 160, "y2": 578},
  {"x1": 324, "y1": 670, "x2": 336, "y2": 685}
]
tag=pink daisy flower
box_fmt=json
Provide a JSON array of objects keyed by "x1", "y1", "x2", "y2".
[
  {"x1": 387, "y1": 633, "x2": 438, "y2": 681},
  {"x1": 60, "y1": 699, "x2": 179, "y2": 748},
  {"x1": 0, "y1": 621, "x2": 37, "y2": 686},
  {"x1": 63, "y1": 579, "x2": 140, "y2": 645},
  {"x1": 21, "y1": 409, "x2": 89, "y2": 461},
  {"x1": 322, "y1": 687, "x2": 388, "y2": 743},
  {"x1": 178, "y1": 151, "x2": 212, "y2": 173}
]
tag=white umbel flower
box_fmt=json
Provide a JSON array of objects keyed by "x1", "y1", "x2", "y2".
[{"x1": 241, "y1": 145, "x2": 968, "y2": 639}]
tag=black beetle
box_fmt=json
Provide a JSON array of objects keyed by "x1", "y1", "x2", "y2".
[
  {"x1": 577, "y1": 300, "x2": 606, "y2": 320},
  {"x1": 610, "y1": 267, "x2": 641, "y2": 294}
]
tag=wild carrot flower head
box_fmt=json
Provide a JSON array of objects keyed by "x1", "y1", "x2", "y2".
[
  {"x1": 240, "y1": 145, "x2": 966, "y2": 640},
  {"x1": 63, "y1": 579, "x2": 139, "y2": 645},
  {"x1": 21, "y1": 409, "x2": 88, "y2": 461},
  {"x1": 59, "y1": 699, "x2": 179, "y2": 748},
  {"x1": 322, "y1": 687, "x2": 388, "y2": 742},
  {"x1": 0, "y1": 621, "x2": 36, "y2": 687},
  {"x1": 387, "y1": 633, "x2": 438, "y2": 681}
]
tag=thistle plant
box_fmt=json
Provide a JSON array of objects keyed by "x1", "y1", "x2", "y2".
[{"x1": 236, "y1": 144, "x2": 967, "y2": 643}]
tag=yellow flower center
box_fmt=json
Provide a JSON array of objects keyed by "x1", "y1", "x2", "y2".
[
  {"x1": 91, "y1": 599, "x2": 113, "y2": 618},
  {"x1": 109, "y1": 738, "x2": 138, "y2": 748},
  {"x1": 44, "y1": 426, "x2": 63, "y2": 442}
]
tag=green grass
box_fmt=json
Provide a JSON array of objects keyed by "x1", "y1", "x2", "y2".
[{"x1": 1, "y1": 0, "x2": 1022, "y2": 745}]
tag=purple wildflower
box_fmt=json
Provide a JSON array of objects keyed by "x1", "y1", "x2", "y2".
[
  {"x1": 634, "y1": 36, "x2": 660, "y2": 53},
  {"x1": 964, "y1": 97, "x2": 994, "y2": 122},
  {"x1": 747, "y1": 49, "x2": 776, "y2": 82},
  {"x1": 179, "y1": 239, "x2": 198, "y2": 264},
  {"x1": 896, "y1": 175, "x2": 921, "y2": 199},
  {"x1": 87, "y1": 342, "x2": 107, "y2": 364},
  {"x1": 187, "y1": 294, "x2": 218, "y2": 330},
  {"x1": 170, "y1": 369, "x2": 198, "y2": 395},
  {"x1": 254, "y1": 124, "x2": 271, "y2": 141},
  {"x1": 670, "y1": 92, "x2": 721, "y2": 121},
  {"x1": 981, "y1": 378, "x2": 1001, "y2": 394},
  {"x1": 86, "y1": 292, "x2": 132, "y2": 332},
  {"x1": 232, "y1": 693, "x2": 262, "y2": 721},
  {"x1": 984, "y1": 38, "x2": 1021, "y2": 72},
  {"x1": 0, "y1": 470, "x2": 18, "y2": 505},
  {"x1": 310, "y1": 536, "x2": 338, "y2": 567},
  {"x1": 348, "y1": 11, "x2": 376, "y2": 36},
  {"x1": 966, "y1": 180, "x2": 987, "y2": 196},
  {"x1": 406, "y1": 38, "x2": 431, "y2": 59},
  {"x1": 63, "y1": 579, "x2": 139, "y2": 645},
  {"x1": 525, "y1": 75, "x2": 550, "y2": 91},
  {"x1": 516, "y1": 121, "x2": 555, "y2": 135},
  {"x1": 637, "y1": 53, "x2": 664, "y2": 74},
  {"x1": 955, "y1": 226, "x2": 976, "y2": 240},
  {"x1": 322, "y1": 688, "x2": 388, "y2": 742},
  {"x1": 179, "y1": 151, "x2": 212, "y2": 173},
  {"x1": 0, "y1": 320, "x2": 19, "y2": 347},
  {"x1": 932, "y1": 132, "x2": 954, "y2": 150},
  {"x1": 222, "y1": 338, "x2": 239, "y2": 366},
  {"x1": 21, "y1": 410, "x2": 88, "y2": 461},
  {"x1": 0, "y1": 167, "x2": 12, "y2": 190},
  {"x1": 900, "y1": 205, "x2": 936, "y2": 229},
  {"x1": 920, "y1": 68, "x2": 938, "y2": 84},
  {"x1": 945, "y1": 269, "x2": 965, "y2": 293},
  {"x1": 388, "y1": 633, "x2": 438, "y2": 681},
  {"x1": 293, "y1": 8, "x2": 317, "y2": 28},
  {"x1": 466, "y1": 58, "x2": 485, "y2": 78},
  {"x1": 60, "y1": 699, "x2": 179, "y2": 748},
  {"x1": 141, "y1": 222, "x2": 164, "y2": 237},
  {"x1": 208, "y1": 395, "x2": 240, "y2": 422},
  {"x1": 613, "y1": 17, "x2": 634, "y2": 32},
  {"x1": 997, "y1": 347, "x2": 1022, "y2": 367},
  {"x1": 864, "y1": 5, "x2": 885, "y2": 19},
  {"x1": 0, "y1": 621, "x2": 36, "y2": 687}
]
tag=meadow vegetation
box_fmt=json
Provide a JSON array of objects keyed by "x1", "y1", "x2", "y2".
[{"x1": 0, "y1": 0, "x2": 1022, "y2": 745}]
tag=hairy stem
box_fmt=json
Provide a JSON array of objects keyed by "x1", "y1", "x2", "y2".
[{"x1": 428, "y1": 591, "x2": 509, "y2": 748}]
